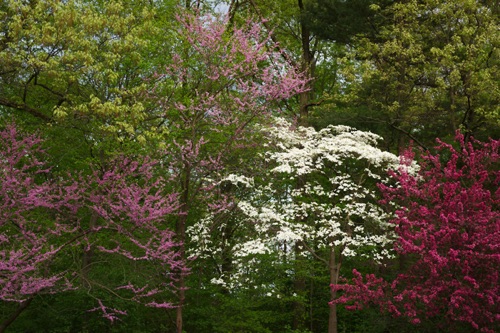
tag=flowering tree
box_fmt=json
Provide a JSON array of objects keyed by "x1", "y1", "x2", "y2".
[
  {"x1": 0, "y1": 124, "x2": 79, "y2": 303},
  {"x1": 331, "y1": 134, "x2": 500, "y2": 333},
  {"x1": 189, "y1": 118, "x2": 403, "y2": 333},
  {"x1": 147, "y1": 9, "x2": 307, "y2": 332},
  {"x1": 0, "y1": 123, "x2": 184, "y2": 330}
]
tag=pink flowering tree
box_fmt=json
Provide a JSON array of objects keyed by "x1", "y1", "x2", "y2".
[
  {"x1": 331, "y1": 133, "x2": 500, "y2": 333},
  {"x1": 147, "y1": 9, "x2": 307, "y2": 332},
  {"x1": 0, "y1": 124, "x2": 80, "y2": 303},
  {"x1": 0, "y1": 123, "x2": 184, "y2": 330}
]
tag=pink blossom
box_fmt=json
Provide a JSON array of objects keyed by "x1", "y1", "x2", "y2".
[
  {"x1": 332, "y1": 133, "x2": 500, "y2": 332},
  {"x1": 0, "y1": 123, "x2": 185, "y2": 320}
]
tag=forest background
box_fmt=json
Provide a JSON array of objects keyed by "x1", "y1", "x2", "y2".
[{"x1": 0, "y1": 0, "x2": 498, "y2": 332}]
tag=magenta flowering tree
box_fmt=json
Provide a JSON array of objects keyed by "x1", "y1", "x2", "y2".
[
  {"x1": 331, "y1": 133, "x2": 500, "y2": 333},
  {"x1": 80, "y1": 156, "x2": 185, "y2": 319},
  {"x1": 0, "y1": 123, "x2": 184, "y2": 329},
  {"x1": 0, "y1": 124, "x2": 80, "y2": 303}
]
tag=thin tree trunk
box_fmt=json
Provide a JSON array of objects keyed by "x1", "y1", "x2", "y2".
[
  {"x1": 309, "y1": 271, "x2": 314, "y2": 332},
  {"x1": 176, "y1": 2, "x2": 195, "y2": 329},
  {"x1": 175, "y1": 280, "x2": 185, "y2": 333},
  {"x1": 328, "y1": 248, "x2": 340, "y2": 333},
  {"x1": 176, "y1": 165, "x2": 190, "y2": 333},
  {"x1": 292, "y1": 243, "x2": 307, "y2": 330},
  {"x1": 82, "y1": 211, "x2": 98, "y2": 284},
  {"x1": 81, "y1": 211, "x2": 98, "y2": 332},
  {"x1": 0, "y1": 297, "x2": 33, "y2": 333},
  {"x1": 292, "y1": 2, "x2": 315, "y2": 329},
  {"x1": 298, "y1": 0, "x2": 313, "y2": 127}
]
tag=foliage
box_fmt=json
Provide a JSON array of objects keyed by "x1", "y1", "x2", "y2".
[
  {"x1": 0, "y1": 123, "x2": 77, "y2": 300},
  {"x1": 0, "y1": 0, "x2": 162, "y2": 129},
  {"x1": 332, "y1": 133, "x2": 500, "y2": 333},
  {"x1": 145, "y1": 8, "x2": 308, "y2": 332},
  {"x1": 323, "y1": 0, "x2": 500, "y2": 151},
  {"x1": 221, "y1": 118, "x2": 401, "y2": 263},
  {"x1": 303, "y1": 0, "x2": 392, "y2": 44},
  {"x1": 0, "y1": 0, "x2": 183, "y2": 180},
  {"x1": 146, "y1": 8, "x2": 308, "y2": 203},
  {"x1": 1, "y1": 0, "x2": 498, "y2": 331}
]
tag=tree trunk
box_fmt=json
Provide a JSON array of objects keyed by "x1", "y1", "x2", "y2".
[
  {"x1": 292, "y1": 244, "x2": 307, "y2": 330},
  {"x1": 328, "y1": 248, "x2": 340, "y2": 333},
  {"x1": 292, "y1": 2, "x2": 315, "y2": 329},
  {"x1": 81, "y1": 211, "x2": 98, "y2": 332},
  {"x1": 0, "y1": 298, "x2": 33, "y2": 333},
  {"x1": 298, "y1": 0, "x2": 314, "y2": 127},
  {"x1": 175, "y1": 285, "x2": 185, "y2": 333},
  {"x1": 82, "y1": 211, "x2": 98, "y2": 285},
  {"x1": 176, "y1": 165, "x2": 190, "y2": 333}
]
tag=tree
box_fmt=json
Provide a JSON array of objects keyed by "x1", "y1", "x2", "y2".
[
  {"x1": 147, "y1": 9, "x2": 307, "y2": 332},
  {"x1": 225, "y1": 1, "x2": 347, "y2": 327},
  {"x1": 0, "y1": 0, "x2": 185, "y2": 187},
  {"x1": 0, "y1": 0, "x2": 160, "y2": 123},
  {"x1": 319, "y1": 0, "x2": 499, "y2": 151},
  {"x1": 332, "y1": 133, "x2": 500, "y2": 333},
  {"x1": 1, "y1": 2, "x2": 307, "y2": 330},
  {"x1": 0, "y1": 123, "x2": 184, "y2": 331},
  {"x1": 190, "y1": 118, "x2": 404, "y2": 333},
  {"x1": 225, "y1": 0, "x2": 343, "y2": 126},
  {"x1": 302, "y1": 0, "x2": 392, "y2": 44}
]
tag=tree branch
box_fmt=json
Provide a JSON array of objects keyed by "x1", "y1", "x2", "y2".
[
  {"x1": 0, "y1": 97, "x2": 51, "y2": 122},
  {"x1": 0, "y1": 297, "x2": 34, "y2": 333},
  {"x1": 299, "y1": 240, "x2": 329, "y2": 266},
  {"x1": 388, "y1": 122, "x2": 429, "y2": 151},
  {"x1": 247, "y1": 0, "x2": 298, "y2": 68}
]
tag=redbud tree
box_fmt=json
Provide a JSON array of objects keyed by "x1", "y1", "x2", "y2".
[
  {"x1": 147, "y1": 9, "x2": 307, "y2": 332},
  {"x1": 331, "y1": 133, "x2": 500, "y2": 333},
  {"x1": 0, "y1": 123, "x2": 184, "y2": 329}
]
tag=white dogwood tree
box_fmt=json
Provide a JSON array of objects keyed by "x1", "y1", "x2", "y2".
[{"x1": 188, "y1": 118, "x2": 412, "y2": 333}]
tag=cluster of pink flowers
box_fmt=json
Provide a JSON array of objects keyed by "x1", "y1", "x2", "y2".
[
  {"x1": 332, "y1": 133, "x2": 499, "y2": 332},
  {"x1": 0, "y1": 123, "x2": 184, "y2": 318}
]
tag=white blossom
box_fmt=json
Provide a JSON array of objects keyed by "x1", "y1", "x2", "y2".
[
  {"x1": 220, "y1": 174, "x2": 255, "y2": 188},
  {"x1": 192, "y1": 117, "x2": 414, "y2": 290}
]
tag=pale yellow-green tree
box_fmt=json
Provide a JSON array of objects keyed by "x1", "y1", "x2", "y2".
[
  {"x1": 334, "y1": 0, "x2": 499, "y2": 152},
  {"x1": 0, "y1": 0, "x2": 178, "y2": 152}
]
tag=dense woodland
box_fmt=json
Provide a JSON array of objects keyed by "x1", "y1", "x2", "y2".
[{"x1": 0, "y1": 0, "x2": 499, "y2": 332}]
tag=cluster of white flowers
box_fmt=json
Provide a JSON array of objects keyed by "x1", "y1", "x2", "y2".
[
  {"x1": 266, "y1": 119, "x2": 401, "y2": 251},
  {"x1": 219, "y1": 174, "x2": 255, "y2": 188},
  {"x1": 188, "y1": 118, "x2": 411, "y2": 291},
  {"x1": 234, "y1": 239, "x2": 269, "y2": 257},
  {"x1": 266, "y1": 118, "x2": 401, "y2": 177},
  {"x1": 186, "y1": 217, "x2": 215, "y2": 259}
]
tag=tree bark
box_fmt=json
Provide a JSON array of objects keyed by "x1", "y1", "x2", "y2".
[
  {"x1": 175, "y1": 165, "x2": 190, "y2": 333},
  {"x1": 0, "y1": 97, "x2": 51, "y2": 122},
  {"x1": 292, "y1": 244, "x2": 307, "y2": 331},
  {"x1": 82, "y1": 211, "x2": 98, "y2": 286},
  {"x1": 0, "y1": 297, "x2": 33, "y2": 333},
  {"x1": 292, "y1": 2, "x2": 316, "y2": 329},
  {"x1": 297, "y1": 0, "x2": 315, "y2": 127},
  {"x1": 328, "y1": 248, "x2": 340, "y2": 333}
]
